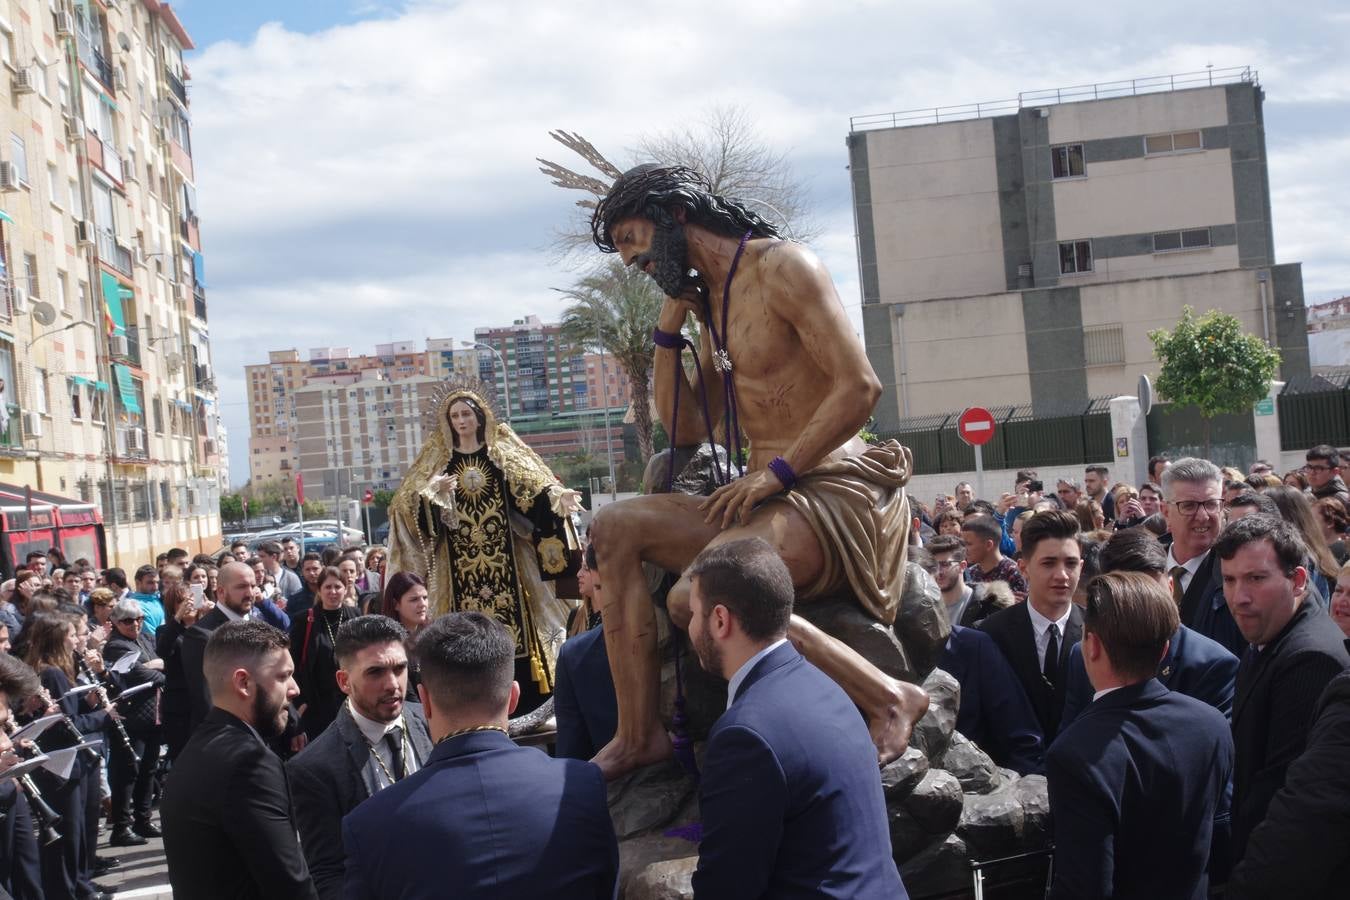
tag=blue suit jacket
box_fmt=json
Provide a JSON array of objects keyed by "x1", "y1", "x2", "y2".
[
  {"x1": 554, "y1": 626, "x2": 618, "y2": 760},
  {"x1": 939, "y1": 625, "x2": 1045, "y2": 774},
  {"x1": 1047, "y1": 680, "x2": 1234, "y2": 900},
  {"x1": 693, "y1": 643, "x2": 907, "y2": 900},
  {"x1": 341, "y1": 730, "x2": 617, "y2": 900},
  {"x1": 1177, "y1": 548, "x2": 1246, "y2": 657},
  {"x1": 1059, "y1": 624, "x2": 1239, "y2": 732}
]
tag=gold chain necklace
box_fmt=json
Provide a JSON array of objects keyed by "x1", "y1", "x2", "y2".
[
  {"x1": 363, "y1": 720, "x2": 412, "y2": 788},
  {"x1": 436, "y1": 723, "x2": 506, "y2": 745},
  {"x1": 319, "y1": 607, "x2": 343, "y2": 647}
]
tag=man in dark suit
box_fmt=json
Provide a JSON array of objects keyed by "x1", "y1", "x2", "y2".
[
  {"x1": 1227, "y1": 669, "x2": 1350, "y2": 899},
  {"x1": 938, "y1": 625, "x2": 1044, "y2": 774},
  {"x1": 554, "y1": 546, "x2": 618, "y2": 760},
  {"x1": 161, "y1": 620, "x2": 317, "y2": 899},
  {"x1": 180, "y1": 561, "x2": 257, "y2": 732},
  {"x1": 342, "y1": 612, "x2": 618, "y2": 900},
  {"x1": 1215, "y1": 515, "x2": 1350, "y2": 866},
  {"x1": 1162, "y1": 458, "x2": 1245, "y2": 656},
  {"x1": 1048, "y1": 571, "x2": 1233, "y2": 899},
  {"x1": 686, "y1": 538, "x2": 907, "y2": 899},
  {"x1": 979, "y1": 510, "x2": 1084, "y2": 738},
  {"x1": 287, "y1": 616, "x2": 433, "y2": 900},
  {"x1": 1060, "y1": 528, "x2": 1239, "y2": 731}
]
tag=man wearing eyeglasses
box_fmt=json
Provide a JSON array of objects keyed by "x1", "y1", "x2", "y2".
[
  {"x1": 1305, "y1": 445, "x2": 1350, "y2": 507},
  {"x1": 1162, "y1": 458, "x2": 1245, "y2": 657}
]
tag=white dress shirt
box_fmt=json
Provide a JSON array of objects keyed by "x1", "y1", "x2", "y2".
[
  {"x1": 1027, "y1": 602, "x2": 1072, "y2": 670},
  {"x1": 726, "y1": 638, "x2": 789, "y2": 709},
  {"x1": 1165, "y1": 546, "x2": 1207, "y2": 596},
  {"x1": 1092, "y1": 686, "x2": 1122, "y2": 703},
  {"x1": 348, "y1": 701, "x2": 420, "y2": 778}
]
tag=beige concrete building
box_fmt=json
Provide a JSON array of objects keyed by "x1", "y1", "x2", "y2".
[
  {"x1": 244, "y1": 349, "x2": 306, "y2": 485},
  {"x1": 848, "y1": 68, "x2": 1310, "y2": 427},
  {"x1": 0, "y1": 0, "x2": 221, "y2": 568}
]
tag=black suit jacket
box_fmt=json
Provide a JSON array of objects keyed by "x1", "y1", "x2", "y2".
[
  {"x1": 1180, "y1": 549, "x2": 1246, "y2": 657},
  {"x1": 1228, "y1": 667, "x2": 1350, "y2": 899},
  {"x1": 1230, "y1": 600, "x2": 1350, "y2": 864},
  {"x1": 978, "y1": 600, "x2": 1083, "y2": 738},
  {"x1": 1047, "y1": 679, "x2": 1234, "y2": 900},
  {"x1": 161, "y1": 708, "x2": 317, "y2": 899},
  {"x1": 553, "y1": 626, "x2": 618, "y2": 760},
  {"x1": 939, "y1": 625, "x2": 1044, "y2": 774},
  {"x1": 287, "y1": 703, "x2": 433, "y2": 900},
  {"x1": 180, "y1": 606, "x2": 230, "y2": 733}
]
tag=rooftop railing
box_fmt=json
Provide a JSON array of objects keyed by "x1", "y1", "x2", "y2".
[{"x1": 850, "y1": 65, "x2": 1258, "y2": 133}]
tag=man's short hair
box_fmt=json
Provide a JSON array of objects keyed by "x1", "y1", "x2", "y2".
[
  {"x1": 968, "y1": 499, "x2": 997, "y2": 518},
  {"x1": 133, "y1": 564, "x2": 157, "y2": 584},
  {"x1": 1078, "y1": 537, "x2": 1104, "y2": 585},
  {"x1": 955, "y1": 481, "x2": 972, "y2": 492},
  {"x1": 1085, "y1": 465, "x2": 1109, "y2": 478},
  {"x1": 1214, "y1": 515, "x2": 1307, "y2": 575},
  {"x1": 230, "y1": 541, "x2": 247, "y2": 550},
  {"x1": 1098, "y1": 528, "x2": 1167, "y2": 576},
  {"x1": 1161, "y1": 457, "x2": 1221, "y2": 497},
  {"x1": 1306, "y1": 445, "x2": 1342, "y2": 467},
  {"x1": 1148, "y1": 454, "x2": 1170, "y2": 473},
  {"x1": 1057, "y1": 477, "x2": 1081, "y2": 490},
  {"x1": 926, "y1": 534, "x2": 965, "y2": 560},
  {"x1": 935, "y1": 508, "x2": 963, "y2": 530},
  {"x1": 257, "y1": 540, "x2": 282, "y2": 557},
  {"x1": 1139, "y1": 482, "x2": 1162, "y2": 497},
  {"x1": 161, "y1": 564, "x2": 182, "y2": 581},
  {"x1": 302, "y1": 552, "x2": 323, "y2": 565},
  {"x1": 203, "y1": 621, "x2": 290, "y2": 695},
  {"x1": 1015, "y1": 469, "x2": 1038, "y2": 483},
  {"x1": 279, "y1": 536, "x2": 298, "y2": 546},
  {"x1": 959, "y1": 515, "x2": 1001, "y2": 544},
  {"x1": 415, "y1": 612, "x2": 515, "y2": 714},
  {"x1": 1084, "y1": 572, "x2": 1179, "y2": 681},
  {"x1": 685, "y1": 537, "x2": 793, "y2": 641},
  {"x1": 1020, "y1": 510, "x2": 1080, "y2": 559},
  {"x1": 1228, "y1": 491, "x2": 1280, "y2": 518},
  {"x1": 25, "y1": 550, "x2": 46, "y2": 564},
  {"x1": 102, "y1": 567, "x2": 128, "y2": 590},
  {"x1": 166, "y1": 548, "x2": 188, "y2": 562},
  {"x1": 334, "y1": 615, "x2": 408, "y2": 668}
]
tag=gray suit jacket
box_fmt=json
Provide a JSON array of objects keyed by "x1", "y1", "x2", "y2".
[{"x1": 286, "y1": 702, "x2": 432, "y2": 900}]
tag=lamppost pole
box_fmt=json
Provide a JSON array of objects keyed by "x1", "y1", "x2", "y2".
[
  {"x1": 463, "y1": 341, "x2": 511, "y2": 424},
  {"x1": 595, "y1": 319, "x2": 618, "y2": 501}
]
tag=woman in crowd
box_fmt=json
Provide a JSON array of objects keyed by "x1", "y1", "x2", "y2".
[
  {"x1": 183, "y1": 563, "x2": 209, "y2": 600},
  {"x1": 1072, "y1": 498, "x2": 1105, "y2": 533},
  {"x1": 337, "y1": 557, "x2": 363, "y2": 608},
  {"x1": 1315, "y1": 497, "x2": 1349, "y2": 566},
  {"x1": 12, "y1": 571, "x2": 41, "y2": 620},
  {"x1": 382, "y1": 571, "x2": 429, "y2": 704},
  {"x1": 1283, "y1": 469, "x2": 1309, "y2": 490},
  {"x1": 1267, "y1": 486, "x2": 1342, "y2": 607},
  {"x1": 290, "y1": 566, "x2": 359, "y2": 740},
  {"x1": 935, "y1": 508, "x2": 963, "y2": 537},
  {"x1": 155, "y1": 582, "x2": 211, "y2": 761},
  {"x1": 358, "y1": 546, "x2": 387, "y2": 595},
  {"x1": 87, "y1": 586, "x2": 117, "y2": 636},
  {"x1": 25, "y1": 612, "x2": 108, "y2": 899},
  {"x1": 1331, "y1": 564, "x2": 1350, "y2": 639}
]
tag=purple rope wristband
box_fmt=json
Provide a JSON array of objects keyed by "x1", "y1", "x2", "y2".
[
  {"x1": 652, "y1": 327, "x2": 683, "y2": 349},
  {"x1": 767, "y1": 456, "x2": 797, "y2": 491}
]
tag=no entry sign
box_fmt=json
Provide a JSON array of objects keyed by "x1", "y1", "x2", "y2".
[{"x1": 957, "y1": 407, "x2": 996, "y2": 447}]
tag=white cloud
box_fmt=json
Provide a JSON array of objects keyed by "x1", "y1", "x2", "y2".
[{"x1": 189, "y1": 0, "x2": 1350, "y2": 485}]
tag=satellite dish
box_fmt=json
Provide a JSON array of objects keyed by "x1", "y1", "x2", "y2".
[
  {"x1": 31, "y1": 301, "x2": 57, "y2": 327},
  {"x1": 1137, "y1": 374, "x2": 1154, "y2": 416},
  {"x1": 165, "y1": 352, "x2": 184, "y2": 374},
  {"x1": 117, "y1": 32, "x2": 131, "y2": 51}
]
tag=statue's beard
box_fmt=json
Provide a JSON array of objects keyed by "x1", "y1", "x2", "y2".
[{"x1": 645, "y1": 220, "x2": 693, "y2": 299}]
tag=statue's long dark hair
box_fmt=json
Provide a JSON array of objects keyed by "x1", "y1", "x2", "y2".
[{"x1": 591, "y1": 164, "x2": 781, "y2": 254}]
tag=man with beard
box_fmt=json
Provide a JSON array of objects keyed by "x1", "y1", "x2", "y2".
[
  {"x1": 161, "y1": 620, "x2": 317, "y2": 899},
  {"x1": 687, "y1": 538, "x2": 907, "y2": 898},
  {"x1": 581, "y1": 163, "x2": 929, "y2": 779},
  {"x1": 180, "y1": 562, "x2": 259, "y2": 732},
  {"x1": 287, "y1": 616, "x2": 432, "y2": 900}
]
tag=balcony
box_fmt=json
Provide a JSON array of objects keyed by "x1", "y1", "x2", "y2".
[
  {"x1": 164, "y1": 67, "x2": 188, "y2": 106},
  {"x1": 0, "y1": 404, "x2": 18, "y2": 448},
  {"x1": 77, "y1": 33, "x2": 114, "y2": 89},
  {"x1": 193, "y1": 285, "x2": 207, "y2": 322},
  {"x1": 83, "y1": 134, "x2": 123, "y2": 185},
  {"x1": 122, "y1": 325, "x2": 144, "y2": 368},
  {"x1": 96, "y1": 229, "x2": 133, "y2": 276}
]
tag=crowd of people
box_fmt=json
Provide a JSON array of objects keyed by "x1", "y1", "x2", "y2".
[{"x1": 0, "y1": 443, "x2": 1346, "y2": 898}]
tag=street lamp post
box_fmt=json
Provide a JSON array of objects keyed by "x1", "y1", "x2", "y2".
[
  {"x1": 462, "y1": 341, "x2": 511, "y2": 423},
  {"x1": 594, "y1": 322, "x2": 618, "y2": 501}
]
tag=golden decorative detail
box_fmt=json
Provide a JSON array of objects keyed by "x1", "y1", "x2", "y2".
[{"x1": 537, "y1": 536, "x2": 568, "y2": 575}]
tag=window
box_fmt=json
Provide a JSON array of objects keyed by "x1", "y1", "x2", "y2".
[
  {"x1": 0, "y1": 23, "x2": 12, "y2": 70},
  {"x1": 88, "y1": 385, "x2": 106, "y2": 424},
  {"x1": 1152, "y1": 228, "x2": 1212, "y2": 253},
  {"x1": 1051, "y1": 144, "x2": 1085, "y2": 179},
  {"x1": 47, "y1": 164, "x2": 61, "y2": 208},
  {"x1": 69, "y1": 179, "x2": 83, "y2": 220},
  {"x1": 1084, "y1": 324, "x2": 1125, "y2": 367},
  {"x1": 9, "y1": 134, "x2": 28, "y2": 184},
  {"x1": 1144, "y1": 130, "x2": 1203, "y2": 155},
  {"x1": 23, "y1": 253, "x2": 39, "y2": 298},
  {"x1": 56, "y1": 271, "x2": 70, "y2": 315},
  {"x1": 1058, "y1": 240, "x2": 1093, "y2": 275},
  {"x1": 152, "y1": 396, "x2": 164, "y2": 434},
  {"x1": 77, "y1": 281, "x2": 90, "y2": 320},
  {"x1": 35, "y1": 369, "x2": 49, "y2": 416},
  {"x1": 69, "y1": 379, "x2": 82, "y2": 419}
]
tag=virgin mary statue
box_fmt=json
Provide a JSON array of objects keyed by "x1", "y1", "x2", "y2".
[{"x1": 388, "y1": 381, "x2": 581, "y2": 706}]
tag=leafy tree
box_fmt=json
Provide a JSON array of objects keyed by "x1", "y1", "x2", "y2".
[
  {"x1": 219, "y1": 493, "x2": 244, "y2": 525},
  {"x1": 372, "y1": 489, "x2": 395, "y2": 510},
  {"x1": 300, "y1": 499, "x2": 327, "y2": 519},
  {"x1": 1148, "y1": 307, "x2": 1280, "y2": 456},
  {"x1": 558, "y1": 260, "x2": 664, "y2": 463}
]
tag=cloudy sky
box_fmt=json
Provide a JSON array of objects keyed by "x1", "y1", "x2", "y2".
[{"x1": 175, "y1": 0, "x2": 1350, "y2": 487}]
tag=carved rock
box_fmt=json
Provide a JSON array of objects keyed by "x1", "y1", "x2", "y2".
[
  {"x1": 909, "y1": 668, "x2": 959, "y2": 766},
  {"x1": 608, "y1": 757, "x2": 699, "y2": 841},
  {"x1": 879, "y1": 747, "x2": 929, "y2": 802},
  {"x1": 797, "y1": 596, "x2": 917, "y2": 682},
  {"x1": 893, "y1": 562, "x2": 950, "y2": 679},
  {"x1": 942, "y1": 733, "x2": 1000, "y2": 794},
  {"x1": 900, "y1": 769, "x2": 963, "y2": 837},
  {"x1": 1014, "y1": 774, "x2": 1052, "y2": 847},
  {"x1": 958, "y1": 782, "x2": 1026, "y2": 860},
  {"x1": 898, "y1": 834, "x2": 971, "y2": 898}
]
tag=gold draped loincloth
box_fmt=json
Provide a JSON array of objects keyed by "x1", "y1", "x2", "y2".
[{"x1": 761, "y1": 440, "x2": 912, "y2": 625}]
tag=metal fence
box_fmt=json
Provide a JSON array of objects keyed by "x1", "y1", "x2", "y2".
[
  {"x1": 1279, "y1": 370, "x2": 1350, "y2": 451},
  {"x1": 876, "y1": 398, "x2": 1114, "y2": 475}
]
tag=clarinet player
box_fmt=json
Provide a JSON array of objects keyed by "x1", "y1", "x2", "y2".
[{"x1": 102, "y1": 599, "x2": 166, "y2": 846}]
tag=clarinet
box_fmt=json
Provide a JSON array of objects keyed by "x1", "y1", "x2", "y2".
[
  {"x1": 75, "y1": 656, "x2": 141, "y2": 769},
  {"x1": 34, "y1": 686, "x2": 101, "y2": 764},
  {"x1": 2, "y1": 719, "x2": 63, "y2": 845}
]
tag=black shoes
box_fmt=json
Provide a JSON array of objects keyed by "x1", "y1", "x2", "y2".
[
  {"x1": 133, "y1": 819, "x2": 162, "y2": 838},
  {"x1": 110, "y1": 825, "x2": 148, "y2": 847},
  {"x1": 93, "y1": 855, "x2": 121, "y2": 874}
]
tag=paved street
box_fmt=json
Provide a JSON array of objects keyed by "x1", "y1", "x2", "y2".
[{"x1": 92, "y1": 811, "x2": 172, "y2": 899}]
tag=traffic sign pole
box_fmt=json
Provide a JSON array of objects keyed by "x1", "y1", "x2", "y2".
[
  {"x1": 974, "y1": 444, "x2": 985, "y2": 505},
  {"x1": 957, "y1": 406, "x2": 997, "y2": 503}
]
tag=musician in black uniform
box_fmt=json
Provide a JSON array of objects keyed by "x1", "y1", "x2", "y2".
[{"x1": 103, "y1": 599, "x2": 166, "y2": 846}]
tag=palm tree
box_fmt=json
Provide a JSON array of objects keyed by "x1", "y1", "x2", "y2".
[{"x1": 557, "y1": 260, "x2": 665, "y2": 464}]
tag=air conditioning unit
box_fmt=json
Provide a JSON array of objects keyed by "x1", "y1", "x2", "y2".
[
  {"x1": 127, "y1": 429, "x2": 144, "y2": 451},
  {"x1": 109, "y1": 333, "x2": 129, "y2": 358},
  {"x1": 63, "y1": 115, "x2": 85, "y2": 142},
  {"x1": 113, "y1": 68, "x2": 127, "y2": 93},
  {"x1": 11, "y1": 68, "x2": 37, "y2": 95},
  {"x1": 75, "y1": 220, "x2": 96, "y2": 245},
  {"x1": 172, "y1": 281, "x2": 185, "y2": 301},
  {"x1": 0, "y1": 161, "x2": 19, "y2": 191},
  {"x1": 22, "y1": 412, "x2": 41, "y2": 438},
  {"x1": 10, "y1": 285, "x2": 27, "y2": 314},
  {"x1": 133, "y1": 247, "x2": 147, "y2": 267},
  {"x1": 54, "y1": 11, "x2": 75, "y2": 37}
]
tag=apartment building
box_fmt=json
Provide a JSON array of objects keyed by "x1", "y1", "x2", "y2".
[
  {"x1": 848, "y1": 67, "x2": 1311, "y2": 428},
  {"x1": 472, "y1": 315, "x2": 588, "y2": 419},
  {"x1": 0, "y1": 0, "x2": 221, "y2": 567},
  {"x1": 582, "y1": 350, "x2": 631, "y2": 411}
]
